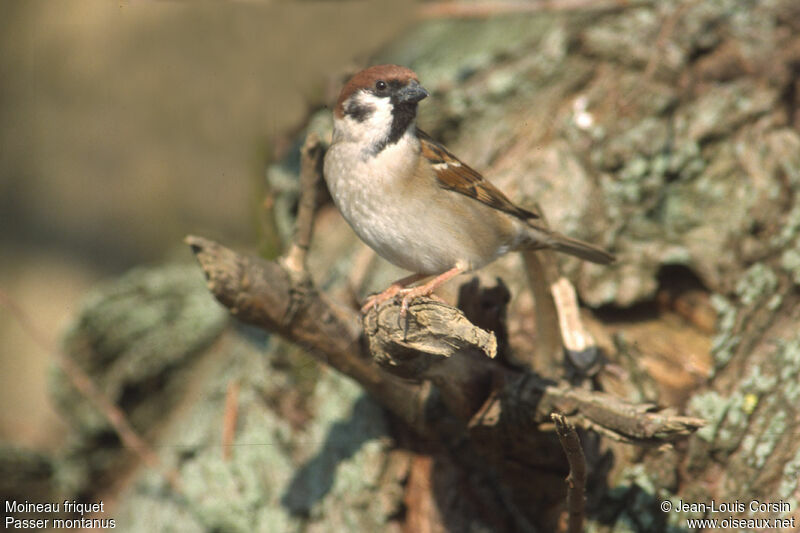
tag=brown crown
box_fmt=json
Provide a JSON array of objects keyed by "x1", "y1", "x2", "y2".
[{"x1": 334, "y1": 64, "x2": 419, "y2": 118}]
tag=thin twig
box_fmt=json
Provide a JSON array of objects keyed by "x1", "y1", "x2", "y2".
[
  {"x1": 280, "y1": 133, "x2": 324, "y2": 326},
  {"x1": 282, "y1": 133, "x2": 323, "y2": 276},
  {"x1": 521, "y1": 202, "x2": 600, "y2": 376},
  {"x1": 0, "y1": 289, "x2": 183, "y2": 493},
  {"x1": 550, "y1": 277, "x2": 591, "y2": 353},
  {"x1": 521, "y1": 250, "x2": 563, "y2": 374},
  {"x1": 552, "y1": 413, "x2": 586, "y2": 533},
  {"x1": 346, "y1": 246, "x2": 378, "y2": 304},
  {"x1": 222, "y1": 379, "x2": 240, "y2": 461},
  {"x1": 418, "y1": 0, "x2": 650, "y2": 19}
]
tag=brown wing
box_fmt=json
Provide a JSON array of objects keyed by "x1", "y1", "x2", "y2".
[{"x1": 417, "y1": 129, "x2": 539, "y2": 221}]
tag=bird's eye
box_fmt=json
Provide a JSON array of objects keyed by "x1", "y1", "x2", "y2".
[{"x1": 375, "y1": 80, "x2": 387, "y2": 91}]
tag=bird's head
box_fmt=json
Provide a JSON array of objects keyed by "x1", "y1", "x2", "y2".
[{"x1": 333, "y1": 64, "x2": 428, "y2": 150}]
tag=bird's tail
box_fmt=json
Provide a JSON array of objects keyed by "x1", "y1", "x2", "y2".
[{"x1": 522, "y1": 226, "x2": 615, "y2": 265}]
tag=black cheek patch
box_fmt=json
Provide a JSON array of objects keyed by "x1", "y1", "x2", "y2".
[{"x1": 344, "y1": 100, "x2": 374, "y2": 122}]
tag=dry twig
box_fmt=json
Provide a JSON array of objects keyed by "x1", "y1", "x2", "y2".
[
  {"x1": 280, "y1": 133, "x2": 324, "y2": 326},
  {"x1": 521, "y1": 202, "x2": 601, "y2": 377},
  {"x1": 418, "y1": 0, "x2": 649, "y2": 19},
  {"x1": 221, "y1": 379, "x2": 240, "y2": 461},
  {"x1": 552, "y1": 413, "x2": 586, "y2": 533},
  {"x1": 282, "y1": 133, "x2": 323, "y2": 277}
]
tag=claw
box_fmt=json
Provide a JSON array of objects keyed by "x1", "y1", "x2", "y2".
[
  {"x1": 362, "y1": 266, "x2": 464, "y2": 316},
  {"x1": 396, "y1": 267, "x2": 463, "y2": 317},
  {"x1": 360, "y1": 285, "x2": 402, "y2": 313},
  {"x1": 360, "y1": 273, "x2": 426, "y2": 314},
  {"x1": 400, "y1": 295, "x2": 412, "y2": 317}
]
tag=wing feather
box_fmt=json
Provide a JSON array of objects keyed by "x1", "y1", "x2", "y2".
[{"x1": 417, "y1": 129, "x2": 539, "y2": 221}]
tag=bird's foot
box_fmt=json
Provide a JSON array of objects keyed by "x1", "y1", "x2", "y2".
[
  {"x1": 397, "y1": 286, "x2": 446, "y2": 317},
  {"x1": 361, "y1": 273, "x2": 428, "y2": 314},
  {"x1": 396, "y1": 266, "x2": 464, "y2": 317},
  {"x1": 362, "y1": 267, "x2": 463, "y2": 317},
  {"x1": 361, "y1": 284, "x2": 404, "y2": 314}
]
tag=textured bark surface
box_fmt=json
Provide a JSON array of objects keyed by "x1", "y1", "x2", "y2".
[
  {"x1": 22, "y1": 1, "x2": 800, "y2": 532},
  {"x1": 370, "y1": 3, "x2": 800, "y2": 529}
]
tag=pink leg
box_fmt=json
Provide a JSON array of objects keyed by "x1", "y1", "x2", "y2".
[
  {"x1": 397, "y1": 266, "x2": 464, "y2": 316},
  {"x1": 361, "y1": 273, "x2": 427, "y2": 313}
]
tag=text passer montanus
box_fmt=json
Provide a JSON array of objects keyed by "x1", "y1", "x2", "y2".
[{"x1": 324, "y1": 65, "x2": 614, "y2": 314}]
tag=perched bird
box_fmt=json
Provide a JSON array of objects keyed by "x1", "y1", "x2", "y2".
[{"x1": 323, "y1": 64, "x2": 614, "y2": 313}]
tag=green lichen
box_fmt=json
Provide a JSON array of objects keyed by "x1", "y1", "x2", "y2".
[
  {"x1": 113, "y1": 333, "x2": 398, "y2": 533},
  {"x1": 710, "y1": 294, "x2": 739, "y2": 368},
  {"x1": 714, "y1": 393, "x2": 751, "y2": 453},
  {"x1": 775, "y1": 336, "x2": 800, "y2": 404},
  {"x1": 772, "y1": 203, "x2": 800, "y2": 248},
  {"x1": 777, "y1": 447, "x2": 800, "y2": 502},
  {"x1": 52, "y1": 264, "x2": 229, "y2": 447},
  {"x1": 753, "y1": 410, "x2": 787, "y2": 469},
  {"x1": 689, "y1": 388, "x2": 762, "y2": 456},
  {"x1": 707, "y1": 264, "x2": 783, "y2": 370},
  {"x1": 688, "y1": 390, "x2": 728, "y2": 443},
  {"x1": 740, "y1": 364, "x2": 778, "y2": 395},
  {"x1": 738, "y1": 401, "x2": 788, "y2": 470},
  {"x1": 780, "y1": 245, "x2": 800, "y2": 285},
  {"x1": 581, "y1": 7, "x2": 663, "y2": 68},
  {"x1": 683, "y1": 82, "x2": 778, "y2": 142},
  {"x1": 378, "y1": 17, "x2": 558, "y2": 91},
  {"x1": 783, "y1": 378, "x2": 800, "y2": 406},
  {"x1": 767, "y1": 292, "x2": 783, "y2": 310},
  {"x1": 739, "y1": 433, "x2": 757, "y2": 460},
  {"x1": 777, "y1": 336, "x2": 800, "y2": 379},
  {"x1": 668, "y1": 140, "x2": 704, "y2": 178},
  {"x1": 735, "y1": 263, "x2": 778, "y2": 306},
  {"x1": 265, "y1": 110, "x2": 333, "y2": 246},
  {"x1": 620, "y1": 156, "x2": 650, "y2": 182}
]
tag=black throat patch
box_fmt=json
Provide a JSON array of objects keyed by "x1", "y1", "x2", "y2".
[
  {"x1": 371, "y1": 101, "x2": 417, "y2": 155},
  {"x1": 388, "y1": 101, "x2": 417, "y2": 144}
]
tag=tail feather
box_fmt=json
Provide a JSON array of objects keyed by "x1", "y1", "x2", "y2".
[{"x1": 523, "y1": 227, "x2": 615, "y2": 265}]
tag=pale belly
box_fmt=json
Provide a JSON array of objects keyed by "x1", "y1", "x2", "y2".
[
  {"x1": 337, "y1": 185, "x2": 463, "y2": 274},
  {"x1": 325, "y1": 144, "x2": 513, "y2": 275}
]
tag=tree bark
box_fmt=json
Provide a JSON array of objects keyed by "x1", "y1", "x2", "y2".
[{"x1": 47, "y1": 1, "x2": 800, "y2": 531}]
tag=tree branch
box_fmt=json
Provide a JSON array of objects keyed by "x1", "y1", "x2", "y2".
[
  {"x1": 186, "y1": 234, "x2": 432, "y2": 435},
  {"x1": 552, "y1": 413, "x2": 586, "y2": 533},
  {"x1": 186, "y1": 126, "x2": 704, "y2": 512},
  {"x1": 188, "y1": 234, "x2": 704, "y2": 447},
  {"x1": 282, "y1": 133, "x2": 323, "y2": 277}
]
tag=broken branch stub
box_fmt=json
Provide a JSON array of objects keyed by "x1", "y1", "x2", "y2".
[{"x1": 363, "y1": 298, "x2": 497, "y2": 380}]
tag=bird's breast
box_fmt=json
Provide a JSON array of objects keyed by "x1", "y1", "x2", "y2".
[{"x1": 324, "y1": 139, "x2": 516, "y2": 275}]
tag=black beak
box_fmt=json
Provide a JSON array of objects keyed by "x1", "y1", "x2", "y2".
[{"x1": 396, "y1": 80, "x2": 429, "y2": 104}]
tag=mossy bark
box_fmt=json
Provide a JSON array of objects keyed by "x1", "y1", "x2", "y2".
[
  {"x1": 35, "y1": 1, "x2": 800, "y2": 532},
  {"x1": 370, "y1": 1, "x2": 800, "y2": 530}
]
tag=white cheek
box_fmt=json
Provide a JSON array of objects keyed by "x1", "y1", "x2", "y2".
[
  {"x1": 337, "y1": 92, "x2": 394, "y2": 147},
  {"x1": 359, "y1": 93, "x2": 393, "y2": 130}
]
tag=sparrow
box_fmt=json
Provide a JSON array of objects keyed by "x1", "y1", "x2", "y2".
[{"x1": 323, "y1": 64, "x2": 614, "y2": 314}]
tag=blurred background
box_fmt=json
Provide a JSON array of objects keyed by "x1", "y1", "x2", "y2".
[{"x1": 0, "y1": 0, "x2": 414, "y2": 451}]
